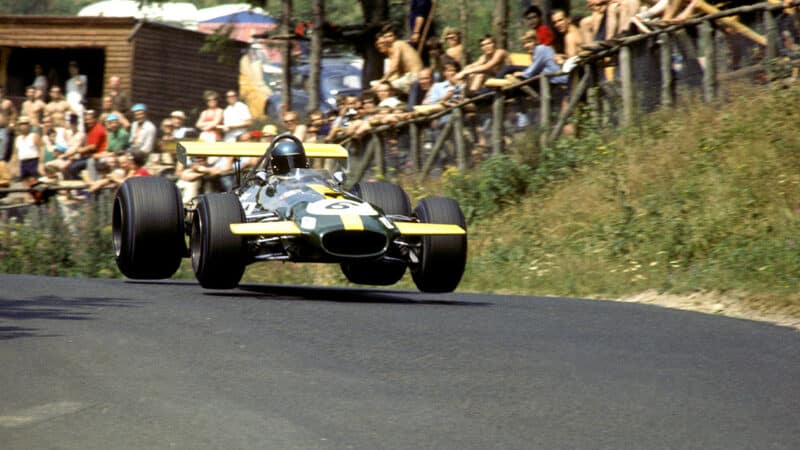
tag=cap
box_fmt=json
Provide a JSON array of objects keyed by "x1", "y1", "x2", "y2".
[
  {"x1": 55, "y1": 143, "x2": 68, "y2": 152},
  {"x1": 261, "y1": 124, "x2": 278, "y2": 135},
  {"x1": 106, "y1": 113, "x2": 119, "y2": 121},
  {"x1": 170, "y1": 110, "x2": 186, "y2": 119},
  {"x1": 131, "y1": 103, "x2": 147, "y2": 112},
  {"x1": 17, "y1": 116, "x2": 30, "y2": 124}
]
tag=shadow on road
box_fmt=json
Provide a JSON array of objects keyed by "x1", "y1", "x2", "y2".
[
  {"x1": 0, "y1": 295, "x2": 141, "y2": 340},
  {"x1": 231, "y1": 284, "x2": 492, "y2": 307}
]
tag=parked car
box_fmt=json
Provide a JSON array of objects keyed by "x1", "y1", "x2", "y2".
[{"x1": 264, "y1": 55, "x2": 363, "y2": 121}]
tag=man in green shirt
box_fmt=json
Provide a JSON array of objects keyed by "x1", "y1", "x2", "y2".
[{"x1": 105, "y1": 113, "x2": 130, "y2": 153}]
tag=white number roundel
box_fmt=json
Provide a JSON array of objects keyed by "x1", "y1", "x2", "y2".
[{"x1": 306, "y1": 199, "x2": 379, "y2": 216}]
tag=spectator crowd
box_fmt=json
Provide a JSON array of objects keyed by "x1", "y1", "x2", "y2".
[{"x1": 1, "y1": 0, "x2": 798, "y2": 208}]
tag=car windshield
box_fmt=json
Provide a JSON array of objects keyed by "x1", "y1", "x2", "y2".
[{"x1": 271, "y1": 168, "x2": 333, "y2": 185}]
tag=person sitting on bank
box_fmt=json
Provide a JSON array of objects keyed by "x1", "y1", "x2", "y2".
[
  {"x1": 455, "y1": 35, "x2": 510, "y2": 96},
  {"x1": 371, "y1": 24, "x2": 424, "y2": 94}
]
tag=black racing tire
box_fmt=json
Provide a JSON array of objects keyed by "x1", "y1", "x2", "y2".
[
  {"x1": 340, "y1": 181, "x2": 411, "y2": 285},
  {"x1": 349, "y1": 181, "x2": 412, "y2": 216},
  {"x1": 113, "y1": 176, "x2": 185, "y2": 279},
  {"x1": 411, "y1": 197, "x2": 468, "y2": 293},
  {"x1": 191, "y1": 193, "x2": 246, "y2": 289}
]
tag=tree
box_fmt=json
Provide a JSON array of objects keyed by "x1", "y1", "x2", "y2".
[
  {"x1": 280, "y1": 0, "x2": 294, "y2": 113},
  {"x1": 308, "y1": 0, "x2": 323, "y2": 112},
  {"x1": 493, "y1": 0, "x2": 509, "y2": 50},
  {"x1": 357, "y1": 0, "x2": 390, "y2": 86}
]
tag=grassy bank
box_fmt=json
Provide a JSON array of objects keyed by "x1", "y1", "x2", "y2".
[
  {"x1": 454, "y1": 83, "x2": 800, "y2": 308},
  {"x1": 2, "y1": 83, "x2": 798, "y2": 315}
]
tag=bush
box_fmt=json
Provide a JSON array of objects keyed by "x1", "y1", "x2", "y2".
[
  {"x1": 443, "y1": 154, "x2": 534, "y2": 222},
  {"x1": 0, "y1": 195, "x2": 120, "y2": 278}
]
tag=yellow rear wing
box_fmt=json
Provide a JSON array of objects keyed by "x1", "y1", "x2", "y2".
[{"x1": 176, "y1": 141, "x2": 349, "y2": 166}]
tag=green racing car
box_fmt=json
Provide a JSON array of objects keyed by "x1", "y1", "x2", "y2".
[{"x1": 112, "y1": 133, "x2": 467, "y2": 292}]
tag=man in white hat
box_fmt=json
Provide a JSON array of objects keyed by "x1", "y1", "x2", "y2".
[
  {"x1": 170, "y1": 110, "x2": 194, "y2": 139},
  {"x1": 260, "y1": 124, "x2": 278, "y2": 143},
  {"x1": 221, "y1": 90, "x2": 252, "y2": 142}
]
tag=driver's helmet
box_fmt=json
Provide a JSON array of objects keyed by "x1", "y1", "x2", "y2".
[{"x1": 270, "y1": 138, "x2": 309, "y2": 174}]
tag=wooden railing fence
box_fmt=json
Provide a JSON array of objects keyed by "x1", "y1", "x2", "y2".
[{"x1": 337, "y1": 1, "x2": 799, "y2": 183}]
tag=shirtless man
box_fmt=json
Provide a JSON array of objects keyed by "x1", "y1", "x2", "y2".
[
  {"x1": 0, "y1": 85, "x2": 17, "y2": 125},
  {"x1": 552, "y1": 9, "x2": 585, "y2": 64},
  {"x1": 20, "y1": 85, "x2": 46, "y2": 127},
  {"x1": 45, "y1": 86, "x2": 72, "y2": 128},
  {"x1": 374, "y1": 24, "x2": 424, "y2": 94},
  {"x1": 443, "y1": 27, "x2": 469, "y2": 66},
  {"x1": 455, "y1": 34, "x2": 510, "y2": 94},
  {"x1": 580, "y1": 0, "x2": 610, "y2": 44}
]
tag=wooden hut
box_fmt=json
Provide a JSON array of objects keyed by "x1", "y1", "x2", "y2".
[{"x1": 0, "y1": 16, "x2": 248, "y2": 124}]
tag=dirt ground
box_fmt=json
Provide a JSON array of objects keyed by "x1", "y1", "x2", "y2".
[{"x1": 617, "y1": 291, "x2": 800, "y2": 331}]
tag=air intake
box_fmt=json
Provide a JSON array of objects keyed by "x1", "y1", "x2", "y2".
[{"x1": 321, "y1": 230, "x2": 388, "y2": 257}]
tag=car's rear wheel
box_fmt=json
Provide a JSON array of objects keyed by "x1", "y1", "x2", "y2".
[
  {"x1": 411, "y1": 197, "x2": 468, "y2": 293},
  {"x1": 191, "y1": 193, "x2": 246, "y2": 289},
  {"x1": 113, "y1": 176, "x2": 185, "y2": 279},
  {"x1": 340, "y1": 182, "x2": 410, "y2": 285}
]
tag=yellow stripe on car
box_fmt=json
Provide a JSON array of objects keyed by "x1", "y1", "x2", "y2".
[
  {"x1": 229, "y1": 221, "x2": 303, "y2": 236},
  {"x1": 340, "y1": 214, "x2": 364, "y2": 231},
  {"x1": 395, "y1": 222, "x2": 466, "y2": 235},
  {"x1": 307, "y1": 184, "x2": 342, "y2": 197}
]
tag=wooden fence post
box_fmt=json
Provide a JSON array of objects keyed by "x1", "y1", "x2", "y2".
[
  {"x1": 588, "y1": 63, "x2": 602, "y2": 128},
  {"x1": 351, "y1": 137, "x2": 376, "y2": 183},
  {"x1": 408, "y1": 122, "x2": 420, "y2": 172},
  {"x1": 419, "y1": 120, "x2": 454, "y2": 182},
  {"x1": 763, "y1": 9, "x2": 779, "y2": 60},
  {"x1": 491, "y1": 89, "x2": 505, "y2": 155},
  {"x1": 619, "y1": 45, "x2": 634, "y2": 126},
  {"x1": 658, "y1": 32, "x2": 674, "y2": 108},
  {"x1": 699, "y1": 21, "x2": 717, "y2": 102},
  {"x1": 452, "y1": 107, "x2": 467, "y2": 170},
  {"x1": 373, "y1": 133, "x2": 385, "y2": 178},
  {"x1": 539, "y1": 76, "x2": 551, "y2": 147},
  {"x1": 547, "y1": 70, "x2": 592, "y2": 143}
]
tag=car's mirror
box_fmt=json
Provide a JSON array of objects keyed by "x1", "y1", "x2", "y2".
[
  {"x1": 333, "y1": 170, "x2": 346, "y2": 186},
  {"x1": 255, "y1": 171, "x2": 269, "y2": 186}
]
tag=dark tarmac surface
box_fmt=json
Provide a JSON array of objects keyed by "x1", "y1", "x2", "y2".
[{"x1": 1, "y1": 274, "x2": 799, "y2": 449}]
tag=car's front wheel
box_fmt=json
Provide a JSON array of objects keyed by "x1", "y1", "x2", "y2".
[
  {"x1": 411, "y1": 197, "x2": 468, "y2": 293},
  {"x1": 340, "y1": 181, "x2": 410, "y2": 285},
  {"x1": 113, "y1": 176, "x2": 185, "y2": 279},
  {"x1": 191, "y1": 193, "x2": 246, "y2": 289}
]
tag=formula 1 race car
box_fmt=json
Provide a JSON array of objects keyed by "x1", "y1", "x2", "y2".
[{"x1": 112, "y1": 133, "x2": 467, "y2": 292}]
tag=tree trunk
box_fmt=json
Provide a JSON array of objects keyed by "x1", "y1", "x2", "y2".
[
  {"x1": 281, "y1": 0, "x2": 294, "y2": 114},
  {"x1": 460, "y1": 0, "x2": 469, "y2": 65},
  {"x1": 309, "y1": 0, "x2": 324, "y2": 113},
  {"x1": 359, "y1": 0, "x2": 390, "y2": 88},
  {"x1": 493, "y1": 0, "x2": 509, "y2": 50}
]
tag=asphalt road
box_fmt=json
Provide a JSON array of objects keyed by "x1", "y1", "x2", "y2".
[{"x1": 1, "y1": 274, "x2": 799, "y2": 449}]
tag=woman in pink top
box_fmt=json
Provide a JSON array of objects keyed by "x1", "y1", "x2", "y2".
[{"x1": 195, "y1": 91, "x2": 223, "y2": 142}]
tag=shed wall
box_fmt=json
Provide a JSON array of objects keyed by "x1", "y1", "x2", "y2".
[{"x1": 131, "y1": 24, "x2": 245, "y2": 125}]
